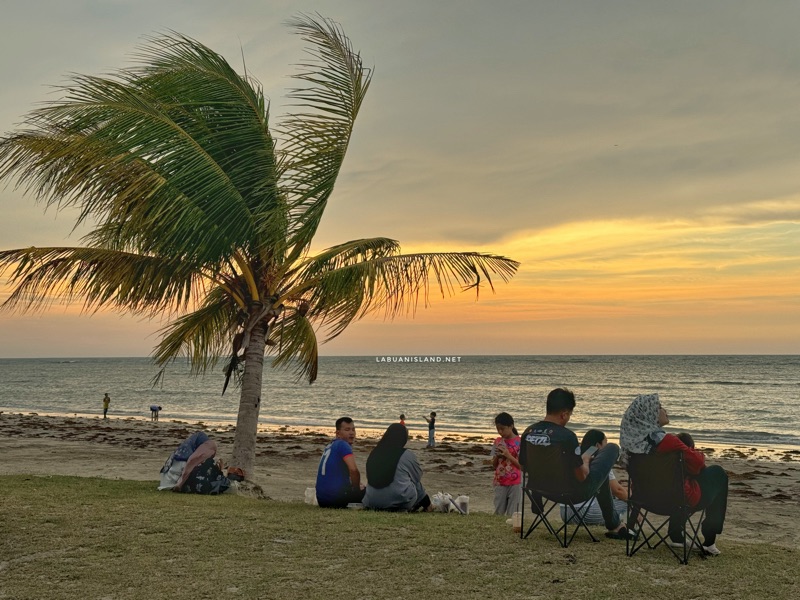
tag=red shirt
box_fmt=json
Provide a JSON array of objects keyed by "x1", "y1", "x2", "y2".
[{"x1": 655, "y1": 433, "x2": 705, "y2": 506}]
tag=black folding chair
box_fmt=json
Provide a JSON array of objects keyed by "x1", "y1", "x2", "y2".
[
  {"x1": 626, "y1": 452, "x2": 706, "y2": 564},
  {"x1": 520, "y1": 443, "x2": 599, "y2": 548}
]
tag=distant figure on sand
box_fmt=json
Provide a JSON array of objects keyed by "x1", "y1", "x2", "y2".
[
  {"x1": 363, "y1": 423, "x2": 432, "y2": 511},
  {"x1": 424, "y1": 411, "x2": 437, "y2": 447},
  {"x1": 102, "y1": 393, "x2": 110, "y2": 419},
  {"x1": 158, "y1": 431, "x2": 230, "y2": 494},
  {"x1": 315, "y1": 417, "x2": 366, "y2": 508},
  {"x1": 150, "y1": 405, "x2": 162, "y2": 422},
  {"x1": 399, "y1": 414, "x2": 406, "y2": 427}
]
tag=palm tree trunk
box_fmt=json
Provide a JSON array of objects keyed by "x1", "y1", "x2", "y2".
[{"x1": 230, "y1": 320, "x2": 268, "y2": 476}]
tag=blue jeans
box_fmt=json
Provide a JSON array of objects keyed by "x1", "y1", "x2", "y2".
[
  {"x1": 575, "y1": 442, "x2": 622, "y2": 530},
  {"x1": 427, "y1": 428, "x2": 435, "y2": 447}
]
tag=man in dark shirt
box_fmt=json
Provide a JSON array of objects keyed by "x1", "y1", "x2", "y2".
[{"x1": 520, "y1": 388, "x2": 631, "y2": 538}]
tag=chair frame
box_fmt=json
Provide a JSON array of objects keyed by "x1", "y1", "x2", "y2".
[
  {"x1": 625, "y1": 451, "x2": 706, "y2": 565},
  {"x1": 520, "y1": 443, "x2": 600, "y2": 548}
]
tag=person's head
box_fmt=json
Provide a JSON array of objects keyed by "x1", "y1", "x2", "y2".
[
  {"x1": 430, "y1": 411, "x2": 437, "y2": 418},
  {"x1": 676, "y1": 432, "x2": 694, "y2": 448},
  {"x1": 399, "y1": 414, "x2": 405, "y2": 421},
  {"x1": 580, "y1": 429, "x2": 607, "y2": 453},
  {"x1": 620, "y1": 392, "x2": 671, "y2": 456},
  {"x1": 494, "y1": 412, "x2": 518, "y2": 437},
  {"x1": 335, "y1": 416, "x2": 356, "y2": 444},
  {"x1": 657, "y1": 401, "x2": 670, "y2": 427},
  {"x1": 545, "y1": 388, "x2": 576, "y2": 424},
  {"x1": 378, "y1": 423, "x2": 408, "y2": 449}
]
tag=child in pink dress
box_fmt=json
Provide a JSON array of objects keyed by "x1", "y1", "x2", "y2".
[{"x1": 492, "y1": 412, "x2": 522, "y2": 516}]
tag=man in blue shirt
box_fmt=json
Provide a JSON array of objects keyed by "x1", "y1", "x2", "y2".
[{"x1": 315, "y1": 416, "x2": 365, "y2": 508}]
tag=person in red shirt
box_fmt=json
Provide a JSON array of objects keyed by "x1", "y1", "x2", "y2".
[{"x1": 620, "y1": 393, "x2": 728, "y2": 556}]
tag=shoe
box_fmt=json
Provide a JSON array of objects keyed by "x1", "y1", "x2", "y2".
[
  {"x1": 702, "y1": 543, "x2": 721, "y2": 556},
  {"x1": 605, "y1": 528, "x2": 636, "y2": 540}
]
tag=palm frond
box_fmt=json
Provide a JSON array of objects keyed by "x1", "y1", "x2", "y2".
[
  {"x1": 278, "y1": 14, "x2": 373, "y2": 258},
  {"x1": 0, "y1": 246, "x2": 202, "y2": 315},
  {"x1": 0, "y1": 32, "x2": 286, "y2": 265},
  {"x1": 151, "y1": 288, "x2": 240, "y2": 384},
  {"x1": 267, "y1": 310, "x2": 319, "y2": 383},
  {"x1": 281, "y1": 237, "x2": 400, "y2": 285},
  {"x1": 289, "y1": 251, "x2": 519, "y2": 341}
]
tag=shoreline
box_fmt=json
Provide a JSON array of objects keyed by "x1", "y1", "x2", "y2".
[
  {"x1": 2, "y1": 412, "x2": 798, "y2": 548},
  {"x1": 4, "y1": 408, "x2": 800, "y2": 463}
]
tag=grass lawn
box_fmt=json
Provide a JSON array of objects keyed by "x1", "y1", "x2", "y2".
[{"x1": 1, "y1": 475, "x2": 797, "y2": 599}]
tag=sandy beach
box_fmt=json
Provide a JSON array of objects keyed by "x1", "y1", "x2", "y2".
[{"x1": 2, "y1": 411, "x2": 798, "y2": 548}]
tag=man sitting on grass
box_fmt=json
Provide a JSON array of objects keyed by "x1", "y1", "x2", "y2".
[
  {"x1": 315, "y1": 416, "x2": 365, "y2": 508},
  {"x1": 521, "y1": 388, "x2": 633, "y2": 539}
]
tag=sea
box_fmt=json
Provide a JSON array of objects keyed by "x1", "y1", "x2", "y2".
[{"x1": 0, "y1": 355, "x2": 798, "y2": 450}]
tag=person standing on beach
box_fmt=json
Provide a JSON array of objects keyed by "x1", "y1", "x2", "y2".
[
  {"x1": 150, "y1": 405, "x2": 162, "y2": 422},
  {"x1": 102, "y1": 393, "x2": 110, "y2": 419},
  {"x1": 315, "y1": 417, "x2": 365, "y2": 508},
  {"x1": 424, "y1": 411, "x2": 437, "y2": 448},
  {"x1": 399, "y1": 414, "x2": 406, "y2": 427},
  {"x1": 492, "y1": 412, "x2": 522, "y2": 516},
  {"x1": 520, "y1": 388, "x2": 633, "y2": 539}
]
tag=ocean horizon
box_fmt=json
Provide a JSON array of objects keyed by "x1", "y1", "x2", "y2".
[{"x1": 0, "y1": 354, "x2": 798, "y2": 450}]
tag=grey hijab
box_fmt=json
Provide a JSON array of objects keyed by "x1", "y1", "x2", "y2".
[{"x1": 619, "y1": 393, "x2": 666, "y2": 456}]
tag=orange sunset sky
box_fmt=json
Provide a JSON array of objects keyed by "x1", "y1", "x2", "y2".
[{"x1": 1, "y1": 1, "x2": 798, "y2": 357}]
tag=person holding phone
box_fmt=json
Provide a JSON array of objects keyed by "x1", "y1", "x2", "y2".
[
  {"x1": 491, "y1": 412, "x2": 522, "y2": 516},
  {"x1": 560, "y1": 429, "x2": 629, "y2": 525},
  {"x1": 520, "y1": 388, "x2": 633, "y2": 540}
]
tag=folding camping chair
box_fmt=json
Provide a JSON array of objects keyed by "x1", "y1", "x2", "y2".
[
  {"x1": 520, "y1": 443, "x2": 599, "y2": 548},
  {"x1": 625, "y1": 452, "x2": 706, "y2": 564}
]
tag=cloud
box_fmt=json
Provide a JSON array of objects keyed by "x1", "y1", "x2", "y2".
[{"x1": 2, "y1": 1, "x2": 800, "y2": 356}]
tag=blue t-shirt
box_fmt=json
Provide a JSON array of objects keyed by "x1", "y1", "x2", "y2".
[{"x1": 315, "y1": 438, "x2": 354, "y2": 503}]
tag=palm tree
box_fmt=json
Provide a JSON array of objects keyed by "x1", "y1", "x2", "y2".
[{"x1": 0, "y1": 15, "x2": 518, "y2": 477}]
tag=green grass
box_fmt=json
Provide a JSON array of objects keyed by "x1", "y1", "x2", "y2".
[{"x1": 1, "y1": 476, "x2": 797, "y2": 600}]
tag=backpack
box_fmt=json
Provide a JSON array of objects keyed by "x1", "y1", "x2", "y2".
[{"x1": 179, "y1": 458, "x2": 230, "y2": 494}]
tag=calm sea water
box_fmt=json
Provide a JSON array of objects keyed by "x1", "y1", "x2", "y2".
[{"x1": 0, "y1": 355, "x2": 797, "y2": 448}]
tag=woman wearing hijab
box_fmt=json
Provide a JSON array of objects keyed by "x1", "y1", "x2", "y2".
[
  {"x1": 363, "y1": 423, "x2": 432, "y2": 511},
  {"x1": 620, "y1": 393, "x2": 728, "y2": 556}
]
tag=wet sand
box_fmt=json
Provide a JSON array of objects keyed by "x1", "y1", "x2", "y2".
[{"x1": 1, "y1": 412, "x2": 798, "y2": 548}]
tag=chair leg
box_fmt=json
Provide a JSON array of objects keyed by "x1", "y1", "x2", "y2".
[
  {"x1": 628, "y1": 508, "x2": 707, "y2": 565},
  {"x1": 525, "y1": 498, "x2": 599, "y2": 548}
]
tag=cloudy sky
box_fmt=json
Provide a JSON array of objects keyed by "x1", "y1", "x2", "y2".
[{"x1": 1, "y1": 0, "x2": 798, "y2": 357}]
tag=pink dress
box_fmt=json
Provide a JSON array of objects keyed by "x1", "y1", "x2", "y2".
[{"x1": 493, "y1": 435, "x2": 521, "y2": 487}]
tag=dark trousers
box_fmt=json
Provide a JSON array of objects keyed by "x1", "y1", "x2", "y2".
[
  {"x1": 318, "y1": 486, "x2": 366, "y2": 509},
  {"x1": 668, "y1": 465, "x2": 728, "y2": 544},
  {"x1": 577, "y1": 442, "x2": 622, "y2": 530},
  {"x1": 413, "y1": 494, "x2": 432, "y2": 512}
]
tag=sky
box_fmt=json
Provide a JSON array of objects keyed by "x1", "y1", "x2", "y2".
[{"x1": 0, "y1": 0, "x2": 798, "y2": 357}]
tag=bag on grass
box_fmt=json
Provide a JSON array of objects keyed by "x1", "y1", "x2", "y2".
[{"x1": 179, "y1": 458, "x2": 230, "y2": 495}]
